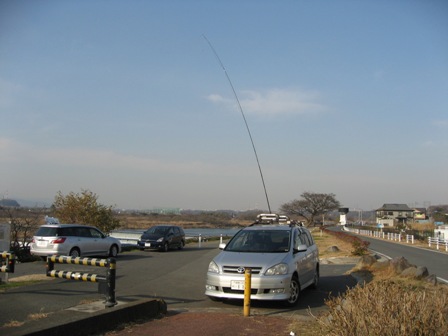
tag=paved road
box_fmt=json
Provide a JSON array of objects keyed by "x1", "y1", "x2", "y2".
[
  {"x1": 0, "y1": 240, "x2": 357, "y2": 329},
  {"x1": 332, "y1": 227, "x2": 448, "y2": 283}
]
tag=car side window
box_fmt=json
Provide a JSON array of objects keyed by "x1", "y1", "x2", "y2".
[
  {"x1": 90, "y1": 228, "x2": 103, "y2": 239},
  {"x1": 297, "y1": 231, "x2": 308, "y2": 246},
  {"x1": 77, "y1": 227, "x2": 91, "y2": 238},
  {"x1": 59, "y1": 228, "x2": 75, "y2": 236},
  {"x1": 305, "y1": 231, "x2": 314, "y2": 246}
]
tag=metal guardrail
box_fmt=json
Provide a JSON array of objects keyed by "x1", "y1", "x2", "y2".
[
  {"x1": 110, "y1": 231, "x2": 142, "y2": 246},
  {"x1": 46, "y1": 255, "x2": 117, "y2": 307}
]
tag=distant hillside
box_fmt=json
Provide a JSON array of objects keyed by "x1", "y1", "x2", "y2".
[{"x1": 0, "y1": 199, "x2": 20, "y2": 207}]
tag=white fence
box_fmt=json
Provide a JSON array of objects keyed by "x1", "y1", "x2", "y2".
[
  {"x1": 343, "y1": 227, "x2": 415, "y2": 244},
  {"x1": 343, "y1": 226, "x2": 448, "y2": 252},
  {"x1": 428, "y1": 237, "x2": 448, "y2": 251}
]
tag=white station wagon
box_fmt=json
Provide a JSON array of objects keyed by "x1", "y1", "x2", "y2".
[{"x1": 30, "y1": 224, "x2": 121, "y2": 259}]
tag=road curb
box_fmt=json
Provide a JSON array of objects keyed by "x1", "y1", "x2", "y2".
[{"x1": 4, "y1": 299, "x2": 167, "y2": 336}]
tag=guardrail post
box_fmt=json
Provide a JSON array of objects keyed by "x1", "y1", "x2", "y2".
[
  {"x1": 105, "y1": 257, "x2": 117, "y2": 307},
  {"x1": 220, "y1": 234, "x2": 223, "y2": 245}
]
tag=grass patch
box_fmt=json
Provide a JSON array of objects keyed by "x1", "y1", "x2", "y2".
[
  {"x1": 28, "y1": 310, "x2": 50, "y2": 321},
  {"x1": 315, "y1": 279, "x2": 448, "y2": 335},
  {"x1": 288, "y1": 232, "x2": 448, "y2": 336},
  {"x1": 0, "y1": 280, "x2": 43, "y2": 292},
  {"x1": 311, "y1": 229, "x2": 353, "y2": 258},
  {"x1": 3, "y1": 320, "x2": 24, "y2": 328}
]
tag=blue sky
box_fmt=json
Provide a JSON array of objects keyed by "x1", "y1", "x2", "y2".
[{"x1": 1, "y1": 0, "x2": 447, "y2": 212}]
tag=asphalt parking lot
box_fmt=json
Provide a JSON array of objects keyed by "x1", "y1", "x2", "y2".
[{"x1": 0, "y1": 242, "x2": 359, "y2": 336}]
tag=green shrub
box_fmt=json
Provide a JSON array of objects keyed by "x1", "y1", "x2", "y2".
[{"x1": 351, "y1": 239, "x2": 370, "y2": 255}]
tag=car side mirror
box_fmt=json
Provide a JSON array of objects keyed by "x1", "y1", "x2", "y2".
[
  {"x1": 219, "y1": 243, "x2": 226, "y2": 250},
  {"x1": 294, "y1": 244, "x2": 307, "y2": 253}
]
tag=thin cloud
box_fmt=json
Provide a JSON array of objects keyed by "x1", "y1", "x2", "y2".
[
  {"x1": 0, "y1": 138, "x2": 248, "y2": 177},
  {"x1": 207, "y1": 87, "x2": 325, "y2": 116}
]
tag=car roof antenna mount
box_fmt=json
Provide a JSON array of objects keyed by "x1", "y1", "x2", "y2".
[{"x1": 203, "y1": 35, "x2": 272, "y2": 214}]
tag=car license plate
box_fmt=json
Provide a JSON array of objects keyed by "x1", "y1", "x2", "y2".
[
  {"x1": 145, "y1": 242, "x2": 151, "y2": 247},
  {"x1": 231, "y1": 280, "x2": 245, "y2": 290},
  {"x1": 37, "y1": 241, "x2": 47, "y2": 247}
]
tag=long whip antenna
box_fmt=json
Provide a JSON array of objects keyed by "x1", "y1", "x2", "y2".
[{"x1": 203, "y1": 35, "x2": 272, "y2": 213}]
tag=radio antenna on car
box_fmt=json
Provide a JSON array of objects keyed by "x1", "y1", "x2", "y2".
[{"x1": 203, "y1": 35, "x2": 272, "y2": 213}]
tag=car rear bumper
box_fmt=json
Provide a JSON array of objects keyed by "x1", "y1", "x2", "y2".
[{"x1": 30, "y1": 245, "x2": 68, "y2": 256}]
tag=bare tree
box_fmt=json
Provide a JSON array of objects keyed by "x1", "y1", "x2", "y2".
[
  {"x1": 0, "y1": 206, "x2": 45, "y2": 260},
  {"x1": 279, "y1": 192, "x2": 341, "y2": 226}
]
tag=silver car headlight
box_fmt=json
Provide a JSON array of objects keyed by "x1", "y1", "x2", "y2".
[
  {"x1": 208, "y1": 261, "x2": 219, "y2": 274},
  {"x1": 265, "y1": 263, "x2": 288, "y2": 276}
]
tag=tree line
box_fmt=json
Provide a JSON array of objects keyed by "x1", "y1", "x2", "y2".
[{"x1": 1, "y1": 189, "x2": 341, "y2": 260}]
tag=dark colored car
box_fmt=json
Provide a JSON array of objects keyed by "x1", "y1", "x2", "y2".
[{"x1": 137, "y1": 225, "x2": 185, "y2": 252}]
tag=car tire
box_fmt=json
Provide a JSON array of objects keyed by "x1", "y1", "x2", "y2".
[
  {"x1": 109, "y1": 244, "x2": 119, "y2": 257},
  {"x1": 69, "y1": 248, "x2": 80, "y2": 258},
  {"x1": 162, "y1": 242, "x2": 169, "y2": 252},
  {"x1": 178, "y1": 240, "x2": 185, "y2": 250},
  {"x1": 284, "y1": 276, "x2": 300, "y2": 307}
]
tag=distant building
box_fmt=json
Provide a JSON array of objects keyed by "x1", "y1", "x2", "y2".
[
  {"x1": 434, "y1": 225, "x2": 448, "y2": 239},
  {"x1": 375, "y1": 204, "x2": 414, "y2": 227},
  {"x1": 412, "y1": 207, "x2": 428, "y2": 222}
]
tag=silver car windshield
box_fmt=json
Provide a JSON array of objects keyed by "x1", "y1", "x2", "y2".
[{"x1": 225, "y1": 230, "x2": 290, "y2": 253}]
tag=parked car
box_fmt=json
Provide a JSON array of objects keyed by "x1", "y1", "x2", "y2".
[
  {"x1": 30, "y1": 224, "x2": 121, "y2": 259},
  {"x1": 137, "y1": 225, "x2": 185, "y2": 252},
  {"x1": 205, "y1": 214, "x2": 319, "y2": 306}
]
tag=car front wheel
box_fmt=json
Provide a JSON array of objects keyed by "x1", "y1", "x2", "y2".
[{"x1": 284, "y1": 276, "x2": 300, "y2": 307}]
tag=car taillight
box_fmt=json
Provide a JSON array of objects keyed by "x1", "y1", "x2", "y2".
[{"x1": 51, "y1": 237, "x2": 67, "y2": 244}]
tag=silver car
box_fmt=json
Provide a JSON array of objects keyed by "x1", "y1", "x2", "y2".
[
  {"x1": 205, "y1": 216, "x2": 319, "y2": 306},
  {"x1": 30, "y1": 224, "x2": 121, "y2": 259}
]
